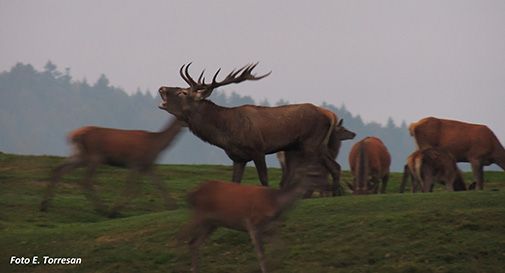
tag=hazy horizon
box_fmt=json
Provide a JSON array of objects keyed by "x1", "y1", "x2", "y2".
[{"x1": 1, "y1": 0, "x2": 504, "y2": 140}]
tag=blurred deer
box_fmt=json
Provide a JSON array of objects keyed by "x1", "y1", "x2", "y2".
[
  {"x1": 182, "y1": 178, "x2": 308, "y2": 273},
  {"x1": 40, "y1": 119, "x2": 183, "y2": 216}
]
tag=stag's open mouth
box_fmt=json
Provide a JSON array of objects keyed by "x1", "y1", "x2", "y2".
[{"x1": 158, "y1": 89, "x2": 168, "y2": 110}]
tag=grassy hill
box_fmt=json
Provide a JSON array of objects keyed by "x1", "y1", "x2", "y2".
[{"x1": 1, "y1": 152, "x2": 504, "y2": 273}]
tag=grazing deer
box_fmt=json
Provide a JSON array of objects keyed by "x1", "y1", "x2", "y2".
[
  {"x1": 159, "y1": 63, "x2": 344, "y2": 194},
  {"x1": 40, "y1": 119, "x2": 183, "y2": 216},
  {"x1": 182, "y1": 179, "x2": 307, "y2": 273},
  {"x1": 400, "y1": 147, "x2": 466, "y2": 193},
  {"x1": 277, "y1": 120, "x2": 356, "y2": 197},
  {"x1": 348, "y1": 137, "x2": 391, "y2": 194},
  {"x1": 409, "y1": 117, "x2": 505, "y2": 190}
]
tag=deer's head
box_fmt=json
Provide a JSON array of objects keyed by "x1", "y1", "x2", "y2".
[
  {"x1": 158, "y1": 63, "x2": 270, "y2": 121},
  {"x1": 334, "y1": 119, "x2": 356, "y2": 141}
]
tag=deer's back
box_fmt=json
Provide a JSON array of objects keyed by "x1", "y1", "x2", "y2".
[
  {"x1": 69, "y1": 126, "x2": 156, "y2": 165},
  {"x1": 349, "y1": 137, "x2": 391, "y2": 177},
  {"x1": 188, "y1": 180, "x2": 280, "y2": 230},
  {"x1": 410, "y1": 117, "x2": 500, "y2": 161},
  {"x1": 239, "y1": 103, "x2": 335, "y2": 151}
]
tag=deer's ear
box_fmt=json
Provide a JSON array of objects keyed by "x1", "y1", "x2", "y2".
[
  {"x1": 337, "y1": 119, "x2": 343, "y2": 127},
  {"x1": 193, "y1": 92, "x2": 204, "y2": 101},
  {"x1": 194, "y1": 89, "x2": 213, "y2": 100}
]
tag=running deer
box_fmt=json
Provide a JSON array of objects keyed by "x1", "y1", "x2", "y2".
[
  {"x1": 159, "y1": 63, "x2": 344, "y2": 194},
  {"x1": 40, "y1": 119, "x2": 183, "y2": 216},
  {"x1": 182, "y1": 179, "x2": 307, "y2": 273},
  {"x1": 400, "y1": 147, "x2": 467, "y2": 193},
  {"x1": 409, "y1": 117, "x2": 505, "y2": 190},
  {"x1": 348, "y1": 137, "x2": 391, "y2": 194},
  {"x1": 277, "y1": 120, "x2": 356, "y2": 197}
]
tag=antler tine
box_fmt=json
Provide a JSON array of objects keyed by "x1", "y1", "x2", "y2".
[
  {"x1": 195, "y1": 63, "x2": 270, "y2": 98},
  {"x1": 184, "y1": 63, "x2": 198, "y2": 87},
  {"x1": 197, "y1": 69, "x2": 205, "y2": 85},
  {"x1": 211, "y1": 68, "x2": 222, "y2": 85},
  {"x1": 224, "y1": 66, "x2": 246, "y2": 81},
  {"x1": 179, "y1": 63, "x2": 191, "y2": 86},
  {"x1": 244, "y1": 62, "x2": 271, "y2": 80},
  {"x1": 248, "y1": 62, "x2": 259, "y2": 73},
  {"x1": 253, "y1": 70, "x2": 272, "y2": 80},
  {"x1": 236, "y1": 63, "x2": 255, "y2": 80}
]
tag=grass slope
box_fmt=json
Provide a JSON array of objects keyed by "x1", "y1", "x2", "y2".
[{"x1": 1, "y1": 152, "x2": 504, "y2": 273}]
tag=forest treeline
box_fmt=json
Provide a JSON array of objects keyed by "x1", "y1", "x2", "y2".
[{"x1": 0, "y1": 62, "x2": 415, "y2": 170}]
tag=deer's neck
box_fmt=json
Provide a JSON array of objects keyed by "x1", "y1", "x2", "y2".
[
  {"x1": 185, "y1": 101, "x2": 237, "y2": 149},
  {"x1": 492, "y1": 136, "x2": 505, "y2": 170},
  {"x1": 494, "y1": 149, "x2": 505, "y2": 171},
  {"x1": 153, "y1": 119, "x2": 183, "y2": 151},
  {"x1": 276, "y1": 181, "x2": 306, "y2": 211}
]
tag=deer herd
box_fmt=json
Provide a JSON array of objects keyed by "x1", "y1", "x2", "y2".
[{"x1": 39, "y1": 63, "x2": 505, "y2": 273}]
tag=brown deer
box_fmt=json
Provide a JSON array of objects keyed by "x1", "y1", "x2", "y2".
[
  {"x1": 159, "y1": 63, "x2": 344, "y2": 194},
  {"x1": 409, "y1": 116, "x2": 505, "y2": 190},
  {"x1": 348, "y1": 137, "x2": 391, "y2": 194},
  {"x1": 400, "y1": 147, "x2": 466, "y2": 193},
  {"x1": 182, "y1": 179, "x2": 308, "y2": 273},
  {"x1": 40, "y1": 119, "x2": 183, "y2": 216},
  {"x1": 277, "y1": 120, "x2": 356, "y2": 197}
]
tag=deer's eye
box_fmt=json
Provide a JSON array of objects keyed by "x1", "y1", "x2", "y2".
[{"x1": 177, "y1": 91, "x2": 188, "y2": 97}]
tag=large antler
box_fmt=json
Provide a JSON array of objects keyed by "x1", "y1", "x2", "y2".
[{"x1": 179, "y1": 63, "x2": 271, "y2": 98}]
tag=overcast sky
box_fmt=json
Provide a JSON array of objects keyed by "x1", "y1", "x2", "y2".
[{"x1": 1, "y1": 0, "x2": 505, "y2": 140}]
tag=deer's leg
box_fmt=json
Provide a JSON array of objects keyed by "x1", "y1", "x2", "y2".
[
  {"x1": 380, "y1": 174, "x2": 389, "y2": 194},
  {"x1": 40, "y1": 157, "x2": 84, "y2": 211},
  {"x1": 149, "y1": 171, "x2": 177, "y2": 210},
  {"x1": 494, "y1": 157, "x2": 505, "y2": 172},
  {"x1": 108, "y1": 170, "x2": 141, "y2": 217},
  {"x1": 189, "y1": 223, "x2": 216, "y2": 273},
  {"x1": 280, "y1": 153, "x2": 297, "y2": 189},
  {"x1": 253, "y1": 156, "x2": 269, "y2": 187},
  {"x1": 321, "y1": 178, "x2": 331, "y2": 197},
  {"x1": 470, "y1": 160, "x2": 484, "y2": 190},
  {"x1": 399, "y1": 164, "x2": 409, "y2": 193},
  {"x1": 442, "y1": 172, "x2": 454, "y2": 192},
  {"x1": 412, "y1": 173, "x2": 419, "y2": 193},
  {"x1": 422, "y1": 169, "x2": 434, "y2": 193},
  {"x1": 370, "y1": 177, "x2": 380, "y2": 194},
  {"x1": 246, "y1": 220, "x2": 267, "y2": 273},
  {"x1": 321, "y1": 155, "x2": 342, "y2": 196},
  {"x1": 231, "y1": 161, "x2": 247, "y2": 183},
  {"x1": 453, "y1": 172, "x2": 467, "y2": 191},
  {"x1": 278, "y1": 152, "x2": 288, "y2": 189},
  {"x1": 80, "y1": 163, "x2": 107, "y2": 214}
]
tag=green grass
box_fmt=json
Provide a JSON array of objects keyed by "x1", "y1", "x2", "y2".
[{"x1": 1, "y1": 152, "x2": 504, "y2": 273}]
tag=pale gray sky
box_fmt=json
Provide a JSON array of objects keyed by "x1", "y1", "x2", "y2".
[{"x1": 1, "y1": 0, "x2": 505, "y2": 140}]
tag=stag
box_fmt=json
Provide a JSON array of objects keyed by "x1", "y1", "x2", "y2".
[
  {"x1": 348, "y1": 137, "x2": 391, "y2": 194},
  {"x1": 40, "y1": 119, "x2": 183, "y2": 216},
  {"x1": 400, "y1": 147, "x2": 466, "y2": 193},
  {"x1": 159, "y1": 63, "x2": 344, "y2": 194},
  {"x1": 409, "y1": 117, "x2": 505, "y2": 190},
  {"x1": 277, "y1": 120, "x2": 356, "y2": 197},
  {"x1": 182, "y1": 179, "x2": 308, "y2": 273}
]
